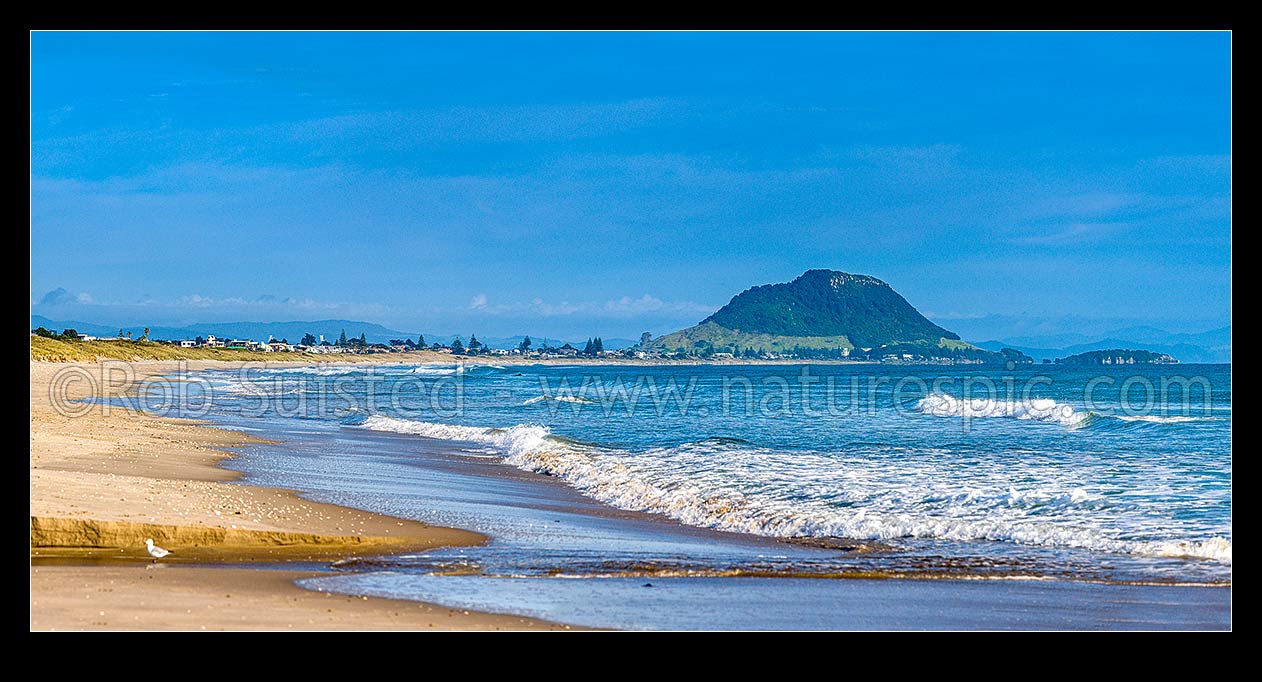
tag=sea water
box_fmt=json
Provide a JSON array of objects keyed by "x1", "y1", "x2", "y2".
[{"x1": 135, "y1": 362, "x2": 1231, "y2": 628}]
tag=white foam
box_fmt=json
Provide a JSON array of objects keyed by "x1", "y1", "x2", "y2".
[
  {"x1": 1150, "y1": 537, "x2": 1233, "y2": 561},
  {"x1": 255, "y1": 365, "x2": 363, "y2": 376},
  {"x1": 358, "y1": 415, "x2": 549, "y2": 456},
  {"x1": 519, "y1": 394, "x2": 596, "y2": 406},
  {"x1": 355, "y1": 415, "x2": 1231, "y2": 563},
  {"x1": 1112, "y1": 415, "x2": 1219, "y2": 423},
  {"x1": 407, "y1": 364, "x2": 465, "y2": 376},
  {"x1": 917, "y1": 393, "x2": 1088, "y2": 427}
]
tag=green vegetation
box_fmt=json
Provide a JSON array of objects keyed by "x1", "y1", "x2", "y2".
[
  {"x1": 647, "y1": 322, "x2": 855, "y2": 356},
  {"x1": 581, "y1": 337, "x2": 605, "y2": 355},
  {"x1": 32, "y1": 326, "x2": 83, "y2": 342},
  {"x1": 1056, "y1": 349, "x2": 1177, "y2": 365},
  {"x1": 997, "y1": 347, "x2": 1035, "y2": 364},
  {"x1": 650, "y1": 270, "x2": 966, "y2": 358},
  {"x1": 29, "y1": 336, "x2": 320, "y2": 362},
  {"x1": 700, "y1": 269, "x2": 958, "y2": 347},
  {"x1": 646, "y1": 269, "x2": 1015, "y2": 362}
]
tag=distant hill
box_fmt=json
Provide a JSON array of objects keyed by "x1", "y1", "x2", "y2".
[
  {"x1": 1055, "y1": 349, "x2": 1177, "y2": 365},
  {"x1": 976, "y1": 331, "x2": 1230, "y2": 364},
  {"x1": 701, "y1": 270, "x2": 958, "y2": 347},
  {"x1": 647, "y1": 270, "x2": 1001, "y2": 360}
]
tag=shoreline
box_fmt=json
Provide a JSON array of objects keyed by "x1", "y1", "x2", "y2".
[
  {"x1": 31, "y1": 357, "x2": 1231, "y2": 630},
  {"x1": 29, "y1": 360, "x2": 569, "y2": 630}
]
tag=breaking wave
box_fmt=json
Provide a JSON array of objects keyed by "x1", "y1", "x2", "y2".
[
  {"x1": 520, "y1": 394, "x2": 595, "y2": 405},
  {"x1": 916, "y1": 393, "x2": 1087, "y2": 426},
  {"x1": 355, "y1": 415, "x2": 1230, "y2": 563},
  {"x1": 916, "y1": 393, "x2": 1219, "y2": 429}
]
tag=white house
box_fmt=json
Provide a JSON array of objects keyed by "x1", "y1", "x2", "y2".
[{"x1": 179, "y1": 339, "x2": 197, "y2": 348}]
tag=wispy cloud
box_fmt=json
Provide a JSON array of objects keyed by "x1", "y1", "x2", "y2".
[
  {"x1": 280, "y1": 98, "x2": 683, "y2": 147},
  {"x1": 1013, "y1": 222, "x2": 1131, "y2": 246},
  {"x1": 32, "y1": 287, "x2": 396, "y2": 321},
  {"x1": 466, "y1": 294, "x2": 716, "y2": 319}
]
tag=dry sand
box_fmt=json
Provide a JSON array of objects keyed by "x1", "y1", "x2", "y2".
[{"x1": 29, "y1": 360, "x2": 566, "y2": 631}]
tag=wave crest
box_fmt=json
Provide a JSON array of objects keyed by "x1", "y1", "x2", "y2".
[
  {"x1": 355, "y1": 415, "x2": 1230, "y2": 563},
  {"x1": 916, "y1": 393, "x2": 1086, "y2": 426}
]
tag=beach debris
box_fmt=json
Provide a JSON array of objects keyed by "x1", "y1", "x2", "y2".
[
  {"x1": 643, "y1": 582, "x2": 653, "y2": 588},
  {"x1": 145, "y1": 538, "x2": 172, "y2": 561}
]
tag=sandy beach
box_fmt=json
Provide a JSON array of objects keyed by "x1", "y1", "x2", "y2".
[{"x1": 29, "y1": 360, "x2": 568, "y2": 630}]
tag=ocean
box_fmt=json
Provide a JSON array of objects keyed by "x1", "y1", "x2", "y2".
[{"x1": 136, "y1": 361, "x2": 1231, "y2": 628}]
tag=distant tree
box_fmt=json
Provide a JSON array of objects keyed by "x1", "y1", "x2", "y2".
[
  {"x1": 59, "y1": 328, "x2": 80, "y2": 341},
  {"x1": 195, "y1": 336, "x2": 206, "y2": 346},
  {"x1": 451, "y1": 338, "x2": 465, "y2": 354},
  {"x1": 118, "y1": 328, "x2": 125, "y2": 339},
  {"x1": 519, "y1": 336, "x2": 532, "y2": 352},
  {"x1": 417, "y1": 334, "x2": 426, "y2": 348},
  {"x1": 359, "y1": 332, "x2": 367, "y2": 346},
  {"x1": 124, "y1": 330, "x2": 133, "y2": 340},
  {"x1": 280, "y1": 338, "x2": 290, "y2": 345},
  {"x1": 582, "y1": 338, "x2": 594, "y2": 355},
  {"x1": 594, "y1": 337, "x2": 604, "y2": 354},
  {"x1": 338, "y1": 329, "x2": 348, "y2": 347},
  {"x1": 301, "y1": 333, "x2": 318, "y2": 346},
  {"x1": 468, "y1": 334, "x2": 482, "y2": 354},
  {"x1": 32, "y1": 327, "x2": 57, "y2": 338},
  {"x1": 639, "y1": 332, "x2": 652, "y2": 347},
  {"x1": 403, "y1": 338, "x2": 415, "y2": 349},
  {"x1": 142, "y1": 327, "x2": 151, "y2": 342}
]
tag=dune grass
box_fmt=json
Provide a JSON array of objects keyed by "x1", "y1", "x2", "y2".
[{"x1": 29, "y1": 336, "x2": 333, "y2": 362}]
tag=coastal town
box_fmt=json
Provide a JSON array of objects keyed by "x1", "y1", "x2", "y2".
[
  {"x1": 31, "y1": 325, "x2": 655, "y2": 360},
  {"x1": 31, "y1": 325, "x2": 1179, "y2": 365}
]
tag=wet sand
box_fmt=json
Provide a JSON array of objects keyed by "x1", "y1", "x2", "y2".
[
  {"x1": 29, "y1": 360, "x2": 562, "y2": 630},
  {"x1": 30, "y1": 565, "x2": 571, "y2": 631}
]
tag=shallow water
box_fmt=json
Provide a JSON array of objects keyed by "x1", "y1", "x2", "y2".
[{"x1": 131, "y1": 362, "x2": 1231, "y2": 628}]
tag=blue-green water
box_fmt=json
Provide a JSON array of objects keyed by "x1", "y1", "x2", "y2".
[
  {"x1": 150, "y1": 362, "x2": 1230, "y2": 578},
  {"x1": 134, "y1": 361, "x2": 1230, "y2": 627}
]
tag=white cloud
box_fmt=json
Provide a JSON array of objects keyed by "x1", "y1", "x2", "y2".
[{"x1": 468, "y1": 293, "x2": 488, "y2": 310}]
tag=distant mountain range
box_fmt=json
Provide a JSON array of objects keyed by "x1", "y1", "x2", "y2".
[
  {"x1": 29, "y1": 316, "x2": 636, "y2": 351},
  {"x1": 647, "y1": 269, "x2": 1002, "y2": 360},
  {"x1": 973, "y1": 325, "x2": 1230, "y2": 363}
]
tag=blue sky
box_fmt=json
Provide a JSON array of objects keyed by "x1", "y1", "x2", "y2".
[{"x1": 31, "y1": 31, "x2": 1231, "y2": 340}]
